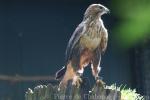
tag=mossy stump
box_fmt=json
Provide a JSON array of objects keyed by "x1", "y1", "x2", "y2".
[{"x1": 25, "y1": 78, "x2": 121, "y2": 100}]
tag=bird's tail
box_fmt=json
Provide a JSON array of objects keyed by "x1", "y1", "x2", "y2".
[{"x1": 55, "y1": 66, "x2": 67, "y2": 79}]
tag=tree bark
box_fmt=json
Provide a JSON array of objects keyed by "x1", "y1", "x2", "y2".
[{"x1": 25, "y1": 78, "x2": 121, "y2": 100}]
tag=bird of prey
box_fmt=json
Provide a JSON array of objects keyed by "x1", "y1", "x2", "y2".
[{"x1": 56, "y1": 4, "x2": 109, "y2": 89}]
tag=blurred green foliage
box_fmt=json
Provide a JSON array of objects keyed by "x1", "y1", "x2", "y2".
[
  {"x1": 106, "y1": 84, "x2": 144, "y2": 100},
  {"x1": 111, "y1": 0, "x2": 150, "y2": 49}
]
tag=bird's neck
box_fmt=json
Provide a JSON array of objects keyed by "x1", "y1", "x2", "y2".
[
  {"x1": 83, "y1": 12, "x2": 101, "y2": 22},
  {"x1": 84, "y1": 16, "x2": 102, "y2": 26}
]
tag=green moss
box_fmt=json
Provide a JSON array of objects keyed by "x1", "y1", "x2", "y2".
[{"x1": 106, "y1": 84, "x2": 144, "y2": 100}]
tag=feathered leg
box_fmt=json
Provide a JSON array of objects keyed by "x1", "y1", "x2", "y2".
[
  {"x1": 58, "y1": 57, "x2": 82, "y2": 90},
  {"x1": 91, "y1": 49, "x2": 105, "y2": 87}
]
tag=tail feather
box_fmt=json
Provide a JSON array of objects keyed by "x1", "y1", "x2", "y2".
[{"x1": 55, "y1": 66, "x2": 66, "y2": 79}]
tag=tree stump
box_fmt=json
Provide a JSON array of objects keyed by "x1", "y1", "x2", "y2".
[{"x1": 25, "y1": 78, "x2": 121, "y2": 100}]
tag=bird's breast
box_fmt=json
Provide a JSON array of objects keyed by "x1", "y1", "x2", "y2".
[
  {"x1": 79, "y1": 21, "x2": 102, "y2": 51},
  {"x1": 80, "y1": 34, "x2": 101, "y2": 50}
]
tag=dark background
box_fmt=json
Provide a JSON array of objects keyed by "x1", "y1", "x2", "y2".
[{"x1": 0, "y1": 0, "x2": 149, "y2": 99}]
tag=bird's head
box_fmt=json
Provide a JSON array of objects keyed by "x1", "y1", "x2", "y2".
[{"x1": 84, "y1": 4, "x2": 110, "y2": 19}]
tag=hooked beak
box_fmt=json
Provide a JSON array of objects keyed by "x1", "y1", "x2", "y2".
[{"x1": 105, "y1": 8, "x2": 110, "y2": 14}]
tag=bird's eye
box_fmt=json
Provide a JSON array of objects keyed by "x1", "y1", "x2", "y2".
[{"x1": 99, "y1": 6, "x2": 103, "y2": 9}]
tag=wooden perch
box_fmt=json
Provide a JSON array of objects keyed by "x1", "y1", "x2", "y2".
[{"x1": 25, "y1": 77, "x2": 121, "y2": 100}]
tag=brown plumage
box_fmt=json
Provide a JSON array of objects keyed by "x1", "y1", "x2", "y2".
[{"x1": 56, "y1": 4, "x2": 109, "y2": 88}]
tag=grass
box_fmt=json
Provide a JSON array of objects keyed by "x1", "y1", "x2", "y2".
[{"x1": 106, "y1": 84, "x2": 144, "y2": 100}]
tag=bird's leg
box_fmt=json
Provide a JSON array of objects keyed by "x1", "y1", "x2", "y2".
[
  {"x1": 72, "y1": 72, "x2": 83, "y2": 88},
  {"x1": 91, "y1": 63, "x2": 105, "y2": 87},
  {"x1": 91, "y1": 50, "x2": 105, "y2": 88},
  {"x1": 59, "y1": 60, "x2": 83, "y2": 89},
  {"x1": 72, "y1": 64, "x2": 83, "y2": 88},
  {"x1": 58, "y1": 61, "x2": 76, "y2": 90},
  {"x1": 72, "y1": 51, "x2": 92, "y2": 88},
  {"x1": 72, "y1": 49, "x2": 93, "y2": 87}
]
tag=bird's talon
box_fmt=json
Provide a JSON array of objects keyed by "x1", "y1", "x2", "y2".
[
  {"x1": 96, "y1": 79, "x2": 105, "y2": 88},
  {"x1": 72, "y1": 76, "x2": 82, "y2": 88}
]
